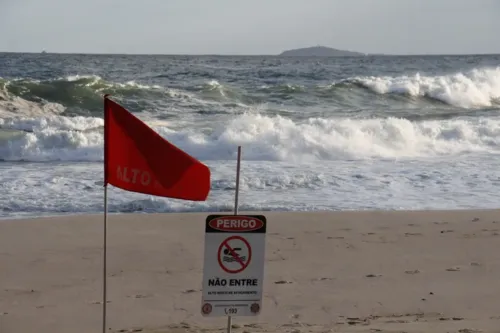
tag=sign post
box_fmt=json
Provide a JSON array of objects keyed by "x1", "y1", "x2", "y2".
[{"x1": 201, "y1": 146, "x2": 267, "y2": 332}]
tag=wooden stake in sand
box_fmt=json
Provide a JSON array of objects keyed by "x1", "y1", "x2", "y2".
[
  {"x1": 233, "y1": 145, "x2": 242, "y2": 217},
  {"x1": 227, "y1": 145, "x2": 242, "y2": 333}
]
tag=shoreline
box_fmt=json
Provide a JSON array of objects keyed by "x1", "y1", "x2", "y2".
[
  {"x1": 1, "y1": 207, "x2": 499, "y2": 222},
  {"x1": 2, "y1": 209, "x2": 500, "y2": 333}
]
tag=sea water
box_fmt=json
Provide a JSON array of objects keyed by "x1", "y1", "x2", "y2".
[{"x1": 1, "y1": 53, "x2": 500, "y2": 218}]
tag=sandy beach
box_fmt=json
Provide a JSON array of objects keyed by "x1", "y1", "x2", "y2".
[{"x1": 1, "y1": 210, "x2": 500, "y2": 333}]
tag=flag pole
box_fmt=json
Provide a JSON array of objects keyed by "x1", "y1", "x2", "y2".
[
  {"x1": 227, "y1": 145, "x2": 242, "y2": 333},
  {"x1": 102, "y1": 94, "x2": 110, "y2": 333},
  {"x1": 234, "y1": 145, "x2": 241, "y2": 216}
]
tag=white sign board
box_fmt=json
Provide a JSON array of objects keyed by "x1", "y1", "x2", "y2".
[{"x1": 201, "y1": 214, "x2": 267, "y2": 317}]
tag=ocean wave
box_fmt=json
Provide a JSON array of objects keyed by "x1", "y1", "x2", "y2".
[
  {"x1": 331, "y1": 67, "x2": 500, "y2": 108},
  {"x1": 213, "y1": 172, "x2": 328, "y2": 191},
  {"x1": 4, "y1": 66, "x2": 500, "y2": 118},
  {"x1": 0, "y1": 75, "x2": 166, "y2": 116},
  {"x1": 0, "y1": 164, "x2": 334, "y2": 217},
  {"x1": 2, "y1": 112, "x2": 500, "y2": 162},
  {"x1": 0, "y1": 87, "x2": 65, "y2": 118},
  {"x1": 259, "y1": 84, "x2": 306, "y2": 94},
  {"x1": 0, "y1": 115, "x2": 104, "y2": 161},
  {"x1": 176, "y1": 113, "x2": 500, "y2": 160},
  {"x1": 0, "y1": 196, "x2": 299, "y2": 218},
  {"x1": 198, "y1": 80, "x2": 243, "y2": 101},
  {"x1": 0, "y1": 76, "x2": 253, "y2": 118},
  {"x1": 187, "y1": 80, "x2": 257, "y2": 106}
]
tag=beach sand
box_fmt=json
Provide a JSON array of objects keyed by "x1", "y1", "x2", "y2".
[{"x1": 1, "y1": 210, "x2": 500, "y2": 333}]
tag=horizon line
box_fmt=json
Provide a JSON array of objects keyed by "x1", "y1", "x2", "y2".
[{"x1": 1, "y1": 51, "x2": 500, "y2": 57}]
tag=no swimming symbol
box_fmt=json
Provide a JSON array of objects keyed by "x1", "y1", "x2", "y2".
[{"x1": 217, "y1": 236, "x2": 252, "y2": 274}]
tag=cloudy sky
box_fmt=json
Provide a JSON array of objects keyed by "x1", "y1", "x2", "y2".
[{"x1": 1, "y1": 0, "x2": 498, "y2": 55}]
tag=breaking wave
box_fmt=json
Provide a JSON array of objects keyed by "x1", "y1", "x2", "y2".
[
  {"x1": 2, "y1": 66, "x2": 500, "y2": 120},
  {"x1": 0, "y1": 198, "x2": 293, "y2": 218},
  {"x1": 1, "y1": 112, "x2": 500, "y2": 162},
  {"x1": 0, "y1": 75, "x2": 167, "y2": 116},
  {"x1": 329, "y1": 67, "x2": 500, "y2": 108}
]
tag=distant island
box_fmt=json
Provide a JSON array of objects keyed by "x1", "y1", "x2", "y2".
[{"x1": 278, "y1": 46, "x2": 366, "y2": 57}]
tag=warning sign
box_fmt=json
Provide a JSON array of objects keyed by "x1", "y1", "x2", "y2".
[{"x1": 201, "y1": 215, "x2": 266, "y2": 317}]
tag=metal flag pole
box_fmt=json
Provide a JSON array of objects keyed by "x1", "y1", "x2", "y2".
[
  {"x1": 102, "y1": 184, "x2": 108, "y2": 333},
  {"x1": 227, "y1": 145, "x2": 242, "y2": 333},
  {"x1": 102, "y1": 94, "x2": 110, "y2": 333}
]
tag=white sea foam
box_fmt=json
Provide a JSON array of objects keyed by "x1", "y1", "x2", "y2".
[
  {"x1": 1, "y1": 113, "x2": 500, "y2": 162},
  {"x1": 0, "y1": 88, "x2": 66, "y2": 117},
  {"x1": 62, "y1": 75, "x2": 163, "y2": 90},
  {"x1": 352, "y1": 67, "x2": 500, "y2": 108},
  {"x1": 2, "y1": 155, "x2": 500, "y2": 219}
]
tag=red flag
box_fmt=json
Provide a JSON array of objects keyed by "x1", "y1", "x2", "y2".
[{"x1": 103, "y1": 95, "x2": 210, "y2": 201}]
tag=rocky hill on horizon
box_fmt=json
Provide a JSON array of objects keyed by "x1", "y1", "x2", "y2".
[{"x1": 279, "y1": 46, "x2": 365, "y2": 57}]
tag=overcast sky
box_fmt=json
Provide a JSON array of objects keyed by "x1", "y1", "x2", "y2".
[{"x1": 1, "y1": 0, "x2": 499, "y2": 55}]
